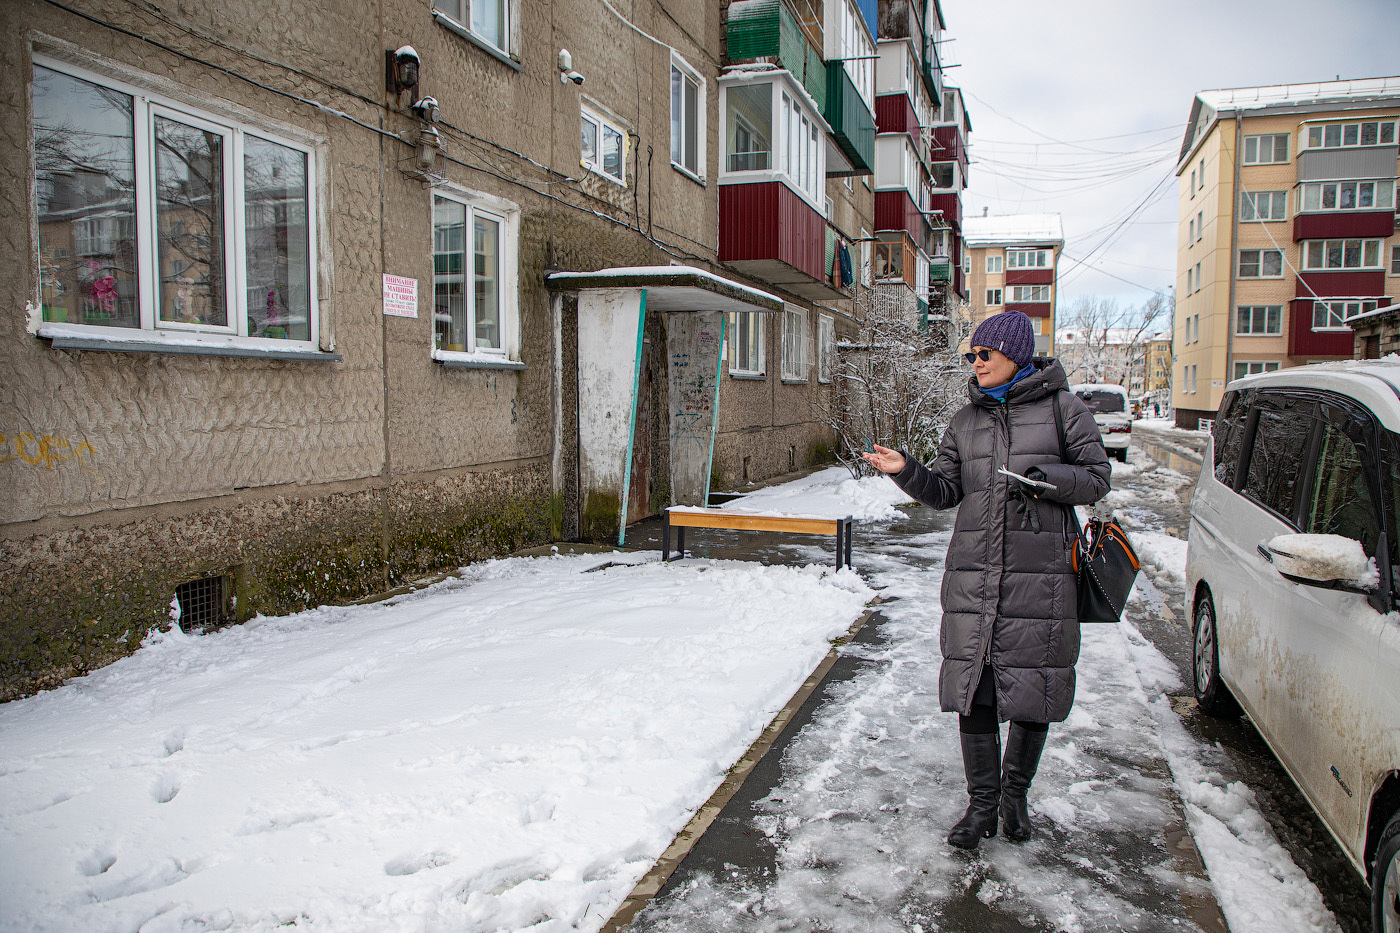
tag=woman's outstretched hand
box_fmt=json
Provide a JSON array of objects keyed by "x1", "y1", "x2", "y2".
[{"x1": 861, "y1": 443, "x2": 906, "y2": 475}]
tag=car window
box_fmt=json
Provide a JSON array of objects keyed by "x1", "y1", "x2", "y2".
[
  {"x1": 1077, "y1": 390, "x2": 1125, "y2": 414},
  {"x1": 1243, "y1": 407, "x2": 1311, "y2": 522},
  {"x1": 1213, "y1": 390, "x2": 1247, "y2": 486},
  {"x1": 1386, "y1": 432, "x2": 1400, "y2": 593},
  {"x1": 1305, "y1": 422, "x2": 1380, "y2": 557}
]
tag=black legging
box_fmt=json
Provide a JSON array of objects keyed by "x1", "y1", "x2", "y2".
[{"x1": 959, "y1": 664, "x2": 1050, "y2": 735}]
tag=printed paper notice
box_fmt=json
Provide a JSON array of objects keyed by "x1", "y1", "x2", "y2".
[{"x1": 383, "y1": 275, "x2": 418, "y2": 317}]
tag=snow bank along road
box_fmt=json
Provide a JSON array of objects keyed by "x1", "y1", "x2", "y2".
[{"x1": 0, "y1": 553, "x2": 872, "y2": 931}]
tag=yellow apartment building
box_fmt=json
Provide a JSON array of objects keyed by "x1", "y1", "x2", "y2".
[
  {"x1": 1174, "y1": 77, "x2": 1400, "y2": 428},
  {"x1": 962, "y1": 213, "x2": 1064, "y2": 357}
]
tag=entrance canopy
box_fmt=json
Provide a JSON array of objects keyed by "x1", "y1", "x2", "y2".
[{"x1": 546, "y1": 265, "x2": 781, "y2": 314}]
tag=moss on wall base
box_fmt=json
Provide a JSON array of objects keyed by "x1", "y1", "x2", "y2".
[
  {"x1": 0, "y1": 464, "x2": 555, "y2": 702},
  {"x1": 580, "y1": 491, "x2": 622, "y2": 544}
]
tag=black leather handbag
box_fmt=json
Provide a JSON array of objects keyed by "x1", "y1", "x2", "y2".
[{"x1": 1052, "y1": 391, "x2": 1141, "y2": 623}]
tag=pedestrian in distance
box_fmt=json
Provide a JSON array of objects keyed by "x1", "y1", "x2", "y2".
[{"x1": 862, "y1": 310, "x2": 1111, "y2": 850}]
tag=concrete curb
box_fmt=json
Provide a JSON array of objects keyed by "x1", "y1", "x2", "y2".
[{"x1": 597, "y1": 596, "x2": 886, "y2": 933}]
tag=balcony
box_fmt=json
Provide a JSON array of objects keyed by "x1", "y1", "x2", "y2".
[
  {"x1": 1006, "y1": 268, "x2": 1053, "y2": 285},
  {"x1": 1288, "y1": 298, "x2": 1360, "y2": 357},
  {"x1": 929, "y1": 191, "x2": 962, "y2": 229},
  {"x1": 720, "y1": 182, "x2": 845, "y2": 299},
  {"x1": 1293, "y1": 210, "x2": 1395, "y2": 240},
  {"x1": 929, "y1": 256, "x2": 951, "y2": 281},
  {"x1": 726, "y1": 0, "x2": 827, "y2": 112},
  {"x1": 875, "y1": 93, "x2": 918, "y2": 141},
  {"x1": 930, "y1": 124, "x2": 966, "y2": 170},
  {"x1": 823, "y1": 62, "x2": 875, "y2": 175},
  {"x1": 875, "y1": 189, "x2": 930, "y2": 252}
]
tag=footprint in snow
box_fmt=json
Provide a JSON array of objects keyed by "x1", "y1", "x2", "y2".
[
  {"x1": 384, "y1": 850, "x2": 456, "y2": 876},
  {"x1": 152, "y1": 773, "x2": 180, "y2": 803},
  {"x1": 162, "y1": 728, "x2": 185, "y2": 757},
  {"x1": 78, "y1": 850, "x2": 117, "y2": 876}
]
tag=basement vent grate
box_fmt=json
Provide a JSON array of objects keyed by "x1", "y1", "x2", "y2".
[{"x1": 173, "y1": 576, "x2": 228, "y2": 631}]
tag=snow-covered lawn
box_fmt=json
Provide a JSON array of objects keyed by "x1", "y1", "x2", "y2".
[{"x1": 0, "y1": 553, "x2": 872, "y2": 932}]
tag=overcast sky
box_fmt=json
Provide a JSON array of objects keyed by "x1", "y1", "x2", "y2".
[{"x1": 943, "y1": 0, "x2": 1400, "y2": 314}]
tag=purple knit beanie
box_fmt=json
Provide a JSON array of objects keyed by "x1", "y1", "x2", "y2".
[{"x1": 970, "y1": 310, "x2": 1036, "y2": 367}]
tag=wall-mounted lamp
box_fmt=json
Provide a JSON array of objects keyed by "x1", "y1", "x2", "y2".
[
  {"x1": 386, "y1": 45, "x2": 421, "y2": 97},
  {"x1": 557, "y1": 48, "x2": 585, "y2": 86}
]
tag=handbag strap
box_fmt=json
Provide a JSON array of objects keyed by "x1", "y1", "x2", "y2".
[{"x1": 1050, "y1": 388, "x2": 1087, "y2": 547}]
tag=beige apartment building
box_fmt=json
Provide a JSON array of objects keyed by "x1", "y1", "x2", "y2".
[
  {"x1": 1173, "y1": 77, "x2": 1400, "y2": 428},
  {"x1": 962, "y1": 213, "x2": 1064, "y2": 357}
]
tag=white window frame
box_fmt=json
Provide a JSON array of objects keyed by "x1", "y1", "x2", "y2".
[
  {"x1": 670, "y1": 55, "x2": 705, "y2": 180},
  {"x1": 430, "y1": 187, "x2": 520, "y2": 362},
  {"x1": 781, "y1": 305, "x2": 809, "y2": 381},
  {"x1": 31, "y1": 56, "x2": 321, "y2": 350},
  {"x1": 1299, "y1": 180, "x2": 1394, "y2": 214},
  {"x1": 986, "y1": 288, "x2": 1002, "y2": 306},
  {"x1": 718, "y1": 74, "x2": 829, "y2": 214},
  {"x1": 1243, "y1": 133, "x2": 1289, "y2": 165},
  {"x1": 1391, "y1": 244, "x2": 1400, "y2": 276},
  {"x1": 985, "y1": 255, "x2": 1002, "y2": 274},
  {"x1": 1188, "y1": 217, "x2": 1195, "y2": 244},
  {"x1": 827, "y1": 0, "x2": 875, "y2": 112},
  {"x1": 433, "y1": 0, "x2": 514, "y2": 58},
  {"x1": 1312, "y1": 299, "x2": 1380, "y2": 331},
  {"x1": 1236, "y1": 305, "x2": 1283, "y2": 336},
  {"x1": 1007, "y1": 284, "x2": 1050, "y2": 303},
  {"x1": 1196, "y1": 210, "x2": 1204, "y2": 242},
  {"x1": 1006, "y1": 248, "x2": 1050, "y2": 269},
  {"x1": 1240, "y1": 190, "x2": 1288, "y2": 221},
  {"x1": 817, "y1": 312, "x2": 835, "y2": 383},
  {"x1": 1305, "y1": 119, "x2": 1398, "y2": 150},
  {"x1": 1190, "y1": 168, "x2": 1196, "y2": 197},
  {"x1": 1194, "y1": 261, "x2": 1202, "y2": 292},
  {"x1": 860, "y1": 228, "x2": 872, "y2": 286},
  {"x1": 580, "y1": 107, "x2": 627, "y2": 186},
  {"x1": 728, "y1": 309, "x2": 765, "y2": 376},
  {"x1": 1301, "y1": 239, "x2": 1384, "y2": 272},
  {"x1": 1234, "y1": 360, "x2": 1280, "y2": 379},
  {"x1": 1238, "y1": 248, "x2": 1284, "y2": 278},
  {"x1": 1186, "y1": 266, "x2": 1193, "y2": 294}
]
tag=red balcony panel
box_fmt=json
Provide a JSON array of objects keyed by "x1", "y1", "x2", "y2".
[
  {"x1": 1288, "y1": 298, "x2": 1357, "y2": 357},
  {"x1": 930, "y1": 125, "x2": 967, "y2": 170},
  {"x1": 1293, "y1": 211, "x2": 1396, "y2": 241},
  {"x1": 1006, "y1": 302, "x2": 1051, "y2": 318},
  {"x1": 875, "y1": 93, "x2": 918, "y2": 140},
  {"x1": 930, "y1": 192, "x2": 962, "y2": 229},
  {"x1": 1295, "y1": 270, "x2": 1387, "y2": 299},
  {"x1": 875, "y1": 189, "x2": 927, "y2": 241},
  {"x1": 1006, "y1": 268, "x2": 1055, "y2": 286},
  {"x1": 719, "y1": 182, "x2": 825, "y2": 283}
]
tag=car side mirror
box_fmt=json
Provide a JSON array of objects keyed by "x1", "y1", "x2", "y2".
[{"x1": 1265, "y1": 533, "x2": 1380, "y2": 596}]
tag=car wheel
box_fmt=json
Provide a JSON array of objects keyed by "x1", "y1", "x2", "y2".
[
  {"x1": 1377, "y1": 813, "x2": 1400, "y2": 933},
  {"x1": 1193, "y1": 595, "x2": 1240, "y2": 717}
]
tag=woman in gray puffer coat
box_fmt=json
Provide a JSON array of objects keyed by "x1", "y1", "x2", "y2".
[{"x1": 863, "y1": 310, "x2": 1110, "y2": 850}]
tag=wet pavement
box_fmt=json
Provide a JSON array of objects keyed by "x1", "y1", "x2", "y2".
[{"x1": 619, "y1": 459, "x2": 1225, "y2": 932}]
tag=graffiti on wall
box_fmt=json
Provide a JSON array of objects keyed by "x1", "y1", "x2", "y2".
[
  {"x1": 669, "y1": 327, "x2": 719, "y2": 457},
  {"x1": 1, "y1": 432, "x2": 98, "y2": 473}
]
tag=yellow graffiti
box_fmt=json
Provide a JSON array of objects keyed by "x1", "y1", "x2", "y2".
[{"x1": 0, "y1": 432, "x2": 98, "y2": 473}]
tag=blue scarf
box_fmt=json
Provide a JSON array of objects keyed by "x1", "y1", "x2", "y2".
[{"x1": 979, "y1": 362, "x2": 1038, "y2": 402}]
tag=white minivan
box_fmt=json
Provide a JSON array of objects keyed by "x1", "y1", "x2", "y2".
[
  {"x1": 1071, "y1": 383, "x2": 1132, "y2": 462},
  {"x1": 1185, "y1": 360, "x2": 1400, "y2": 933}
]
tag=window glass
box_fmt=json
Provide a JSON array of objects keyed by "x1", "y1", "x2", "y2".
[
  {"x1": 602, "y1": 125, "x2": 623, "y2": 180},
  {"x1": 244, "y1": 137, "x2": 310, "y2": 341},
  {"x1": 1306, "y1": 422, "x2": 1380, "y2": 557},
  {"x1": 473, "y1": 213, "x2": 500, "y2": 349},
  {"x1": 1213, "y1": 390, "x2": 1247, "y2": 485},
  {"x1": 154, "y1": 115, "x2": 227, "y2": 327},
  {"x1": 581, "y1": 115, "x2": 597, "y2": 167},
  {"x1": 671, "y1": 64, "x2": 701, "y2": 174},
  {"x1": 471, "y1": 0, "x2": 507, "y2": 51},
  {"x1": 1385, "y1": 433, "x2": 1400, "y2": 593},
  {"x1": 34, "y1": 65, "x2": 139, "y2": 328},
  {"x1": 726, "y1": 83, "x2": 771, "y2": 172},
  {"x1": 781, "y1": 306, "x2": 807, "y2": 379},
  {"x1": 1076, "y1": 390, "x2": 1125, "y2": 414},
  {"x1": 817, "y1": 314, "x2": 834, "y2": 383},
  {"x1": 433, "y1": 197, "x2": 467, "y2": 351},
  {"x1": 729, "y1": 310, "x2": 762, "y2": 373},
  {"x1": 1244, "y1": 407, "x2": 1310, "y2": 521}
]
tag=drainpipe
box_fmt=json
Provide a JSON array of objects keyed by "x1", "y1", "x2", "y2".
[{"x1": 1224, "y1": 112, "x2": 1242, "y2": 401}]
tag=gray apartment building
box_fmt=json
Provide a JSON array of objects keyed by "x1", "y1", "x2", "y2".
[{"x1": 1, "y1": 0, "x2": 957, "y2": 698}]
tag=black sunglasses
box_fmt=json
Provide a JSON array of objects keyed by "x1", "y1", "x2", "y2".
[{"x1": 964, "y1": 349, "x2": 992, "y2": 364}]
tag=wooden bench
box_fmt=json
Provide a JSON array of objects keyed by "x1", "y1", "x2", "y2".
[{"x1": 661, "y1": 508, "x2": 855, "y2": 570}]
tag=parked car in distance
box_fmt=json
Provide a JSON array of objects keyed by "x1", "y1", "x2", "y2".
[
  {"x1": 1071, "y1": 383, "x2": 1131, "y2": 462},
  {"x1": 1185, "y1": 360, "x2": 1400, "y2": 933}
]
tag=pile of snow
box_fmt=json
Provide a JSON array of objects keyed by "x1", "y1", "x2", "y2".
[
  {"x1": 0, "y1": 552, "x2": 872, "y2": 932},
  {"x1": 718, "y1": 466, "x2": 913, "y2": 522}
]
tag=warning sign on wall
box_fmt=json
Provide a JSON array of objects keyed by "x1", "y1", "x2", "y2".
[{"x1": 383, "y1": 274, "x2": 418, "y2": 318}]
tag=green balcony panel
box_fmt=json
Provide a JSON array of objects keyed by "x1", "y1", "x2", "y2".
[
  {"x1": 727, "y1": 0, "x2": 806, "y2": 75},
  {"x1": 930, "y1": 258, "x2": 952, "y2": 282},
  {"x1": 822, "y1": 61, "x2": 875, "y2": 176},
  {"x1": 803, "y1": 43, "x2": 826, "y2": 112},
  {"x1": 825, "y1": 224, "x2": 838, "y2": 274}
]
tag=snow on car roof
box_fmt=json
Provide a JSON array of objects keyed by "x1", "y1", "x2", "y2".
[
  {"x1": 1070, "y1": 383, "x2": 1130, "y2": 397},
  {"x1": 1227, "y1": 357, "x2": 1400, "y2": 431}
]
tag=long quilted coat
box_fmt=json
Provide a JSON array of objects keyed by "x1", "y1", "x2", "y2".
[{"x1": 893, "y1": 359, "x2": 1110, "y2": 723}]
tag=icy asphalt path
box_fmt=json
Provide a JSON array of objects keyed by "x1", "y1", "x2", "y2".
[{"x1": 632, "y1": 461, "x2": 1342, "y2": 933}]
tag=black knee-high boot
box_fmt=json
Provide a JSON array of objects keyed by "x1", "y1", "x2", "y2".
[
  {"x1": 947, "y1": 731, "x2": 1002, "y2": 849},
  {"x1": 1000, "y1": 723, "x2": 1048, "y2": 842}
]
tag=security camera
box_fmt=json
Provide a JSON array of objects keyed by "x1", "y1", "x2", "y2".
[
  {"x1": 411, "y1": 96, "x2": 440, "y2": 123},
  {"x1": 557, "y1": 48, "x2": 584, "y2": 85},
  {"x1": 562, "y1": 70, "x2": 585, "y2": 86}
]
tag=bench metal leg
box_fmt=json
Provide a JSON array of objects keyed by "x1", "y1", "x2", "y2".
[
  {"x1": 835, "y1": 520, "x2": 845, "y2": 570},
  {"x1": 844, "y1": 519, "x2": 853, "y2": 569},
  {"x1": 662, "y1": 511, "x2": 670, "y2": 562},
  {"x1": 678, "y1": 526, "x2": 685, "y2": 559}
]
